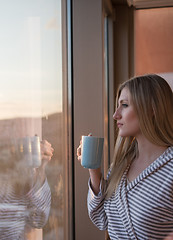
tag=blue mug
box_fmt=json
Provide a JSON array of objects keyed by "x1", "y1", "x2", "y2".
[{"x1": 81, "y1": 136, "x2": 104, "y2": 169}]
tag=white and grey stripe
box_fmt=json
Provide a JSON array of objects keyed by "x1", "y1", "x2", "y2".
[
  {"x1": 88, "y1": 146, "x2": 173, "y2": 239},
  {"x1": 0, "y1": 179, "x2": 51, "y2": 240}
]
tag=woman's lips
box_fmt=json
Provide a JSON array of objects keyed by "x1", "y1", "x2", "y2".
[{"x1": 117, "y1": 123, "x2": 123, "y2": 128}]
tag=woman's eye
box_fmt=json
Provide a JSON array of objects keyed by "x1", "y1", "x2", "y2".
[{"x1": 122, "y1": 104, "x2": 128, "y2": 108}]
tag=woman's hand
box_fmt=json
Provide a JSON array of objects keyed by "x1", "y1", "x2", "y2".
[
  {"x1": 76, "y1": 133, "x2": 101, "y2": 195},
  {"x1": 76, "y1": 138, "x2": 82, "y2": 163},
  {"x1": 164, "y1": 233, "x2": 173, "y2": 240},
  {"x1": 40, "y1": 140, "x2": 54, "y2": 169},
  {"x1": 76, "y1": 133, "x2": 92, "y2": 164}
]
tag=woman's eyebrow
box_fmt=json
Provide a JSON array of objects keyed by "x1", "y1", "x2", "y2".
[{"x1": 118, "y1": 98, "x2": 129, "y2": 104}]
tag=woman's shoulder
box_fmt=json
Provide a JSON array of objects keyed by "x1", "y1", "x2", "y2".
[
  {"x1": 166, "y1": 146, "x2": 173, "y2": 154},
  {"x1": 162, "y1": 146, "x2": 173, "y2": 161}
]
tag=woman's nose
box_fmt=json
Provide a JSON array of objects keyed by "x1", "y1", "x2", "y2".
[{"x1": 113, "y1": 109, "x2": 121, "y2": 120}]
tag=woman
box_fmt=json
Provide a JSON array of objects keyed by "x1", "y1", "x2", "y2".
[{"x1": 77, "y1": 74, "x2": 173, "y2": 239}]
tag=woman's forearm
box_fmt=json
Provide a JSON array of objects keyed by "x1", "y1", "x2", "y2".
[{"x1": 89, "y1": 168, "x2": 102, "y2": 195}]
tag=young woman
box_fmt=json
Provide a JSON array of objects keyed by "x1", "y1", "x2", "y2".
[{"x1": 77, "y1": 74, "x2": 173, "y2": 239}]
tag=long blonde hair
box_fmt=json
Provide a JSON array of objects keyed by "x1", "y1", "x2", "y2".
[{"x1": 106, "y1": 74, "x2": 173, "y2": 198}]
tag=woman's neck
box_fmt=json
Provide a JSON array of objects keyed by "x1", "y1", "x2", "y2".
[
  {"x1": 127, "y1": 136, "x2": 167, "y2": 182},
  {"x1": 136, "y1": 135, "x2": 167, "y2": 164}
]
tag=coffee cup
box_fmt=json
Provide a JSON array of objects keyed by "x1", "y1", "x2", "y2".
[
  {"x1": 18, "y1": 135, "x2": 41, "y2": 168},
  {"x1": 81, "y1": 135, "x2": 104, "y2": 169}
]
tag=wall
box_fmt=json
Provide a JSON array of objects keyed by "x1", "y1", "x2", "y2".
[
  {"x1": 73, "y1": 0, "x2": 105, "y2": 239},
  {"x1": 134, "y1": 7, "x2": 173, "y2": 89},
  {"x1": 114, "y1": 5, "x2": 134, "y2": 87}
]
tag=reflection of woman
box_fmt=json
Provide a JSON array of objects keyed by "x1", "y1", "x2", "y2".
[
  {"x1": 77, "y1": 74, "x2": 173, "y2": 239},
  {"x1": 0, "y1": 139, "x2": 54, "y2": 240}
]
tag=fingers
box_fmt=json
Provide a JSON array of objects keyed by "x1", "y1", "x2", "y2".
[
  {"x1": 41, "y1": 140, "x2": 54, "y2": 162},
  {"x1": 77, "y1": 155, "x2": 81, "y2": 162},
  {"x1": 77, "y1": 143, "x2": 82, "y2": 165},
  {"x1": 77, "y1": 133, "x2": 92, "y2": 163},
  {"x1": 77, "y1": 135, "x2": 83, "y2": 159},
  {"x1": 77, "y1": 144, "x2": 82, "y2": 157}
]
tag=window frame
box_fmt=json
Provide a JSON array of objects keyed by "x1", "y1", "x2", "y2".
[{"x1": 62, "y1": 0, "x2": 74, "y2": 239}]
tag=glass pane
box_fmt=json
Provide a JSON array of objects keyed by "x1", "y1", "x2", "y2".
[{"x1": 0, "y1": 1, "x2": 64, "y2": 239}]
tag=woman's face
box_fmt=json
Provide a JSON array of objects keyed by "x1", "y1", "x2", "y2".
[{"x1": 113, "y1": 87, "x2": 141, "y2": 138}]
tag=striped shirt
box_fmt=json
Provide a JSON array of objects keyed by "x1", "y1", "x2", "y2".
[
  {"x1": 87, "y1": 146, "x2": 173, "y2": 239},
  {"x1": 0, "y1": 178, "x2": 51, "y2": 240}
]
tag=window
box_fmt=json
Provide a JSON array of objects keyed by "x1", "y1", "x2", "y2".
[{"x1": 0, "y1": 1, "x2": 71, "y2": 239}]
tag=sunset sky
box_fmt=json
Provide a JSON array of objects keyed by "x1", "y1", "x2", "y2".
[{"x1": 0, "y1": 0, "x2": 62, "y2": 119}]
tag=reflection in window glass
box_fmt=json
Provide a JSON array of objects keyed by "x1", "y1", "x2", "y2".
[{"x1": 0, "y1": 1, "x2": 64, "y2": 239}]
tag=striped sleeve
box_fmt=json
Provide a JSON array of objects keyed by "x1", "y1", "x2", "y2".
[
  {"x1": 26, "y1": 179, "x2": 51, "y2": 228},
  {"x1": 87, "y1": 177, "x2": 108, "y2": 230}
]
